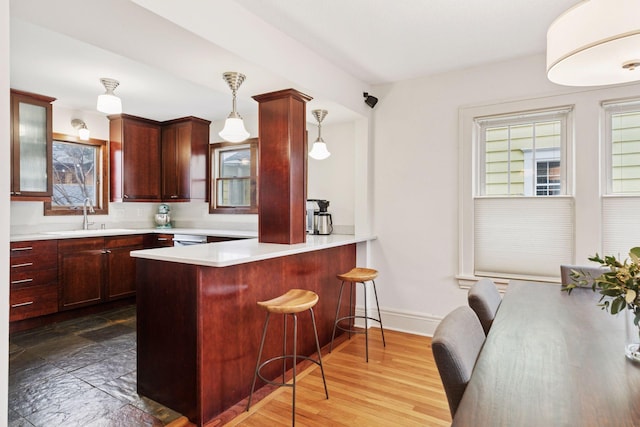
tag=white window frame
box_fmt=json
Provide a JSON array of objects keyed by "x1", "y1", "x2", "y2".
[
  {"x1": 476, "y1": 108, "x2": 570, "y2": 197},
  {"x1": 458, "y1": 99, "x2": 575, "y2": 287},
  {"x1": 601, "y1": 98, "x2": 640, "y2": 257}
]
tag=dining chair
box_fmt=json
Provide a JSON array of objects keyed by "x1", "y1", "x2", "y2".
[
  {"x1": 467, "y1": 278, "x2": 502, "y2": 335},
  {"x1": 432, "y1": 306, "x2": 486, "y2": 418},
  {"x1": 560, "y1": 264, "x2": 609, "y2": 288}
]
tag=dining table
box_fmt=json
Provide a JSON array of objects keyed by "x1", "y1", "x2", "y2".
[{"x1": 452, "y1": 280, "x2": 640, "y2": 427}]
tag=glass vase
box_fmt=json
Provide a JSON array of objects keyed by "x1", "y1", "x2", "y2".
[{"x1": 625, "y1": 308, "x2": 640, "y2": 362}]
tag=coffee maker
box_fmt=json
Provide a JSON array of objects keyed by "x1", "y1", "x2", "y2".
[{"x1": 306, "y1": 199, "x2": 333, "y2": 235}]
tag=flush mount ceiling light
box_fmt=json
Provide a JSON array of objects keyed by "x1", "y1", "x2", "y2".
[
  {"x1": 547, "y1": 0, "x2": 640, "y2": 86},
  {"x1": 309, "y1": 109, "x2": 331, "y2": 160},
  {"x1": 96, "y1": 78, "x2": 122, "y2": 114},
  {"x1": 219, "y1": 72, "x2": 250, "y2": 143},
  {"x1": 71, "y1": 118, "x2": 90, "y2": 141}
]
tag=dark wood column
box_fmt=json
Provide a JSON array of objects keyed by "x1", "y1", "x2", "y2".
[{"x1": 252, "y1": 89, "x2": 312, "y2": 244}]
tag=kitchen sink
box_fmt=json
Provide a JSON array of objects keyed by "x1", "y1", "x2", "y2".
[{"x1": 43, "y1": 228, "x2": 137, "y2": 236}]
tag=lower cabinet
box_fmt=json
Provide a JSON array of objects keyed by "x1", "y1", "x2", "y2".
[
  {"x1": 9, "y1": 240, "x2": 58, "y2": 321},
  {"x1": 105, "y1": 235, "x2": 144, "y2": 300},
  {"x1": 58, "y1": 238, "x2": 104, "y2": 310},
  {"x1": 58, "y1": 235, "x2": 144, "y2": 311}
]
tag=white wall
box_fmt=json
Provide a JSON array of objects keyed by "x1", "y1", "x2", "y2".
[
  {"x1": 371, "y1": 53, "x2": 640, "y2": 336},
  {"x1": 308, "y1": 121, "x2": 356, "y2": 234}
]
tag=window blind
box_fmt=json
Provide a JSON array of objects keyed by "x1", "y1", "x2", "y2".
[
  {"x1": 474, "y1": 197, "x2": 574, "y2": 279},
  {"x1": 602, "y1": 197, "x2": 640, "y2": 259}
]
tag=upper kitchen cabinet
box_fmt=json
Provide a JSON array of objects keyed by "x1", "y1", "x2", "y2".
[
  {"x1": 10, "y1": 89, "x2": 56, "y2": 201},
  {"x1": 109, "y1": 114, "x2": 162, "y2": 202},
  {"x1": 161, "y1": 117, "x2": 210, "y2": 201}
]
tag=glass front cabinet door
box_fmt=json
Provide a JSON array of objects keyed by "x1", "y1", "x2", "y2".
[{"x1": 10, "y1": 90, "x2": 55, "y2": 200}]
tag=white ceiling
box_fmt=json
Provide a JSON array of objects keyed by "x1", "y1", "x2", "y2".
[{"x1": 9, "y1": 0, "x2": 580, "y2": 125}]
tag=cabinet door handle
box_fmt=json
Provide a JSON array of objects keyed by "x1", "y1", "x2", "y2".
[
  {"x1": 14, "y1": 192, "x2": 21, "y2": 195},
  {"x1": 11, "y1": 278, "x2": 33, "y2": 285},
  {"x1": 124, "y1": 194, "x2": 129, "y2": 199},
  {"x1": 157, "y1": 238, "x2": 169, "y2": 241},
  {"x1": 102, "y1": 250, "x2": 112, "y2": 254},
  {"x1": 11, "y1": 246, "x2": 33, "y2": 252},
  {"x1": 11, "y1": 262, "x2": 33, "y2": 268},
  {"x1": 11, "y1": 301, "x2": 33, "y2": 308},
  {"x1": 170, "y1": 195, "x2": 178, "y2": 199}
]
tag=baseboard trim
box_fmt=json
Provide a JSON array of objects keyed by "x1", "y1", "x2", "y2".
[{"x1": 354, "y1": 306, "x2": 442, "y2": 337}]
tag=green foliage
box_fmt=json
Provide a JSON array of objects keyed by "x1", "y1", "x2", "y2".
[{"x1": 565, "y1": 248, "x2": 640, "y2": 320}]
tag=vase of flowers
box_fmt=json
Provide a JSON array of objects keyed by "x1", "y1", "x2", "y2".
[{"x1": 565, "y1": 247, "x2": 640, "y2": 362}]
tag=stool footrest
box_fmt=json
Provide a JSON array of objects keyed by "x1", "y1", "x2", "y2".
[
  {"x1": 335, "y1": 315, "x2": 383, "y2": 335},
  {"x1": 257, "y1": 354, "x2": 323, "y2": 388}
]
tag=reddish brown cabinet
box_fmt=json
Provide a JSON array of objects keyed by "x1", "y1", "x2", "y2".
[
  {"x1": 105, "y1": 235, "x2": 144, "y2": 300},
  {"x1": 58, "y1": 238, "x2": 105, "y2": 310},
  {"x1": 9, "y1": 240, "x2": 58, "y2": 321},
  {"x1": 109, "y1": 114, "x2": 162, "y2": 202},
  {"x1": 10, "y1": 89, "x2": 56, "y2": 201},
  {"x1": 144, "y1": 233, "x2": 174, "y2": 248},
  {"x1": 58, "y1": 235, "x2": 145, "y2": 310},
  {"x1": 161, "y1": 117, "x2": 210, "y2": 201},
  {"x1": 110, "y1": 114, "x2": 210, "y2": 203}
]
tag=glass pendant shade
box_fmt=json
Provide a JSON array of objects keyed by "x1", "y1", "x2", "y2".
[
  {"x1": 309, "y1": 109, "x2": 330, "y2": 160},
  {"x1": 219, "y1": 72, "x2": 249, "y2": 143},
  {"x1": 78, "y1": 126, "x2": 90, "y2": 141},
  {"x1": 547, "y1": 0, "x2": 640, "y2": 86},
  {"x1": 97, "y1": 78, "x2": 122, "y2": 114},
  {"x1": 71, "y1": 118, "x2": 90, "y2": 141},
  {"x1": 219, "y1": 116, "x2": 250, "y2": 143},
  {"x1": 309, "y1": 139, "x2": 331, "y2": 160}
]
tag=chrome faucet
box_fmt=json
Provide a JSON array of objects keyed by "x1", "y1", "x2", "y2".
[{"x1": 82, "y1": 198, "x2": 95, "y2": 230}]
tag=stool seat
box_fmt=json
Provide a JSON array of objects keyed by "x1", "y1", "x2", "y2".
[
  {"x1": 331, "y1": 267, "x2": 385, "y2": 362},
  {"x1": 257, "y1": 289, "x2": 319, "y2": 314},
  {"x1": 337, "y1": 267, "x2": 378, "y2": 282}
]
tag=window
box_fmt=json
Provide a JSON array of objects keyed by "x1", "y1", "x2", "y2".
[
  {"x1": 209, "y1": 138, "x2": 258, "y2": 214},
  {"x1": 478, "y1": 111, "x2": 566, "y2": 197},
  {"x1": 463, "y1": 106, "x2": 574, "y2": 282},
  {"x1": 602, "y1": 100, "x2": 640, "y2": 256},
  {"x1": 44, "y1": 133, "x2": 108, "y2": 216}
]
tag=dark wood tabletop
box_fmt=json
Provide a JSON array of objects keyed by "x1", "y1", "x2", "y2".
[{"x1": 452, "y1": 280, "x2": 640, "y2": 427}]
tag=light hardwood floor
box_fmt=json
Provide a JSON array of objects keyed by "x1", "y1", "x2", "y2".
[{"x1": 220, "y1": 329, "x2": 452, "y2": 426}]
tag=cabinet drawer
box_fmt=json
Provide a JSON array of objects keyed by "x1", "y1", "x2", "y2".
[
  {"x1": 58, "y1": 237, "x2": 104, "y2": 252},
  {"x1": 10, "y1": 268, "x2": 57, "y2": 289},
  {"x1": 144, "y1": 233, "x2": 173, "y2": 248},
  {"x1": 10, "y1": 240, "x2": 57, "y2": 270},
  {"x1": 105, "y1": 235, "x2": 144, "y2": 249},
  {"x1": 10, "y1": 283, "x2": 58, "y2": 321}
]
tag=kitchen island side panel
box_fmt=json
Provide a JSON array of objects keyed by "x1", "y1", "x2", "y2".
[
  {"x1": 197, "y1": 243, "x2": 356, "y2": 423},
  {"x1": 136, "y1": 243, "x2": 355, "y2": 426},
  {"x1": 136, "y1": 259, "x2": 199, "y2": 421}
]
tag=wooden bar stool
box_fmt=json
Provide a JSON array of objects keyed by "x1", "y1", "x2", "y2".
[
  {"x1": 330, "y1": 267, "x2": 386, "y2": 362},
  {"x1": 247, "y1": 289, "x2": 329, "y2": 426}
]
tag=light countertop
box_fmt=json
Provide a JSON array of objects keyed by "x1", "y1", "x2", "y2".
[
  {"x1": 130, "y1": 234, "x2": 374, "y2": 267},
  {"x1": 10, "y1": 228, "x2": 258, "y2": 242}
]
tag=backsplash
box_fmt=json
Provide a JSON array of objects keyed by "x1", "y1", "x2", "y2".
[{"x1": 10, "y1": 201, "x2": 258, "y2": 235}]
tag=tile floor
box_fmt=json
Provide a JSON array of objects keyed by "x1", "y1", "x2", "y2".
[{"x1": 8, "y1": 305, "x2": 184, "y2": 426}]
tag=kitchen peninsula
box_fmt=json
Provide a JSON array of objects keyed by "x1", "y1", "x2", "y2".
[{"x1": 130, "y1": 234, "x2": 371, "y2": 426}]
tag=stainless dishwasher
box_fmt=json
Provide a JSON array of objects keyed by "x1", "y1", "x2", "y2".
[{"x1": 172, "y1": 234, "x2": 208, "y2": 246}]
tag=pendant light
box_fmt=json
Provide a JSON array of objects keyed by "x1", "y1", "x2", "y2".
[
  {"x1": 547, "y1": 0, "x2": 640, "y2": 86},
  {"x1": 97, "y1": 78, "x2": 122, "y2": 114},
  {"x1": 309, "y1": 109, "x2": 330, "y2": 160},
  {"x1": 71, "y1": 119, "x2": 90, "y2": 141},
  {"x1": 219, "y1": 72, "x2": 250, "y2": 143}
]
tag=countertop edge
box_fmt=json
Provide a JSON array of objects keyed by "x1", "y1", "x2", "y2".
[
  {"x1": 130, "y1": 234, "x2": 376, "y2": 267},
  {"x1": 10, "y1": 228, "x2": 258, "y2": 242}
]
